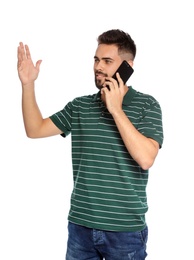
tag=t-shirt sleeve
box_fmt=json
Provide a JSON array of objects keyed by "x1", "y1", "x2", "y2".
[
  {"x1": 49, "y1": 99, "x2": 76, "y2": 137},
  {"x1": 138, "y1": 97, "x2": 164, "y2": 148}
]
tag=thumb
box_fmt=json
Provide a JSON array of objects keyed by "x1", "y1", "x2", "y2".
[{"x1": 36, "y1": 60, "x2": 42, "y2": 70}]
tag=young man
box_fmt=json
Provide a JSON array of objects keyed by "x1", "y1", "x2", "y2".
[{"x1": 17, "y1": 29, "x2": 163, "y2": 260}]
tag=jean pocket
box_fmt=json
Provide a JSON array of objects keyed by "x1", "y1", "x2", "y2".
[{"x1": 139, "y1": 226, "x2": 148, "y2": 245}]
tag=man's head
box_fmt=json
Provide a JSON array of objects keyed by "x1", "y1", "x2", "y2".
[
  {"x1": 97, "y1": 29, "x2": 136, "y2": 60},
  {"x1": 94, "y1": 29, "x2": 136, "y2": 89}
]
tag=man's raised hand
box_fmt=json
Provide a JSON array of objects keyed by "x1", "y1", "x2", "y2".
[{"x1": 17, "y1": 42, "x2": 42, "y2": 86}]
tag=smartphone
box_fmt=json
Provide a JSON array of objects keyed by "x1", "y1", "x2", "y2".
[{"x1": 112, "y1": 60, "x2": 134, "y2": 84}]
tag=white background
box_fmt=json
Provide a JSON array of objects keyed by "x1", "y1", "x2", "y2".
[{"x1": 0, "y1": 0, "x2": 193, "y2": 259}]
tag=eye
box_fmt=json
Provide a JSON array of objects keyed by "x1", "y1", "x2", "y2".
[
  {"x1": 105, "y1": 59, "x2": 112, "y2": 64},
  {"x1": 94, "y1": 58, "x2": 99, "y2": 64}
]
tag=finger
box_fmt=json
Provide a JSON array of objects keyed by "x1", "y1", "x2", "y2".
[
  {"x1": 19, "y1": 42, "x2": 27, "y2": 60},
  {"x1": 17, "y1": 47, "x2": 21, "y2": 66},
  {"x1": 106, "y1": 76, "x2": 120, "y2": 90},
  {"x1": 115, "y1": 72, "x2": 122, "y2": 84},
  {"x1": 104, "y1": 80, "x2": 115, "y2": 91},
  {"x1": 17, "y1": 42, "x2": 23, "y2": 61},
  {"x1": 116, "y1": 73, "x2": 125, "y2": 90},
  {"x1": 117, "y1": 73, "x2": 126, "y2": 86},
  {"x1": 101, "y1": 86, "x2": 109, "y2": 95},
  {"x1": 17, "y1": 43, "x2": 24, "y2": 68},
  {"x1": 25, "y1": 44, "x2": 31, "y2": 60}
]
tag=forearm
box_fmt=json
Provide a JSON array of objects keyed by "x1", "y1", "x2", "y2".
[
  {"x1": 22, "y1": 83, "x2": 43, "y2": 138},
  {"x1": 112, "y1": 109, "x2": 159, "y2": 170}
]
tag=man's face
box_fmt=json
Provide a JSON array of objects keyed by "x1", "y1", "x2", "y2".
[{"x1": 94, "y1": 44, "x2": 122, "y2": 90}]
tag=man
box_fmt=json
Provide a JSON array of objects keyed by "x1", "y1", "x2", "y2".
[{"x1": 17, "y1": 29, "x2": 163, "y2": 260}]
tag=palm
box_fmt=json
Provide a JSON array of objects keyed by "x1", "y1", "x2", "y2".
[{"x1": 17, "y1": 42, "x2": 41, "y2": 85}]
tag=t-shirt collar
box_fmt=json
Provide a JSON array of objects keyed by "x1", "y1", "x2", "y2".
[
  {"x1": 123, "y1": 86, "x2": 136, "y2": 105},
  {"x1": 93, "y1": 86, "x2": 136, "y2": 105}
]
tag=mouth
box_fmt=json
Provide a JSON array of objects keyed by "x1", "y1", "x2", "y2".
[
  {"x1": 95, "y1": 72, "x2": 106, "y2": 80},
  {"x1": 95, "y1": 71, "x2": 108, "y2": 89}
]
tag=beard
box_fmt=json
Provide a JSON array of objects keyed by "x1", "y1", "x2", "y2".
[
  {"x1": 95, "y1": 71, "x2": 108, "y2": 90},
  {"x1": 95, "y1": 78, "x2": 104, "y2": 90}
]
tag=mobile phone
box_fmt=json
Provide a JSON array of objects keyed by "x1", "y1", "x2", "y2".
[{"x1": 112, "y1": 60, "x2": 134, "y2": 84}]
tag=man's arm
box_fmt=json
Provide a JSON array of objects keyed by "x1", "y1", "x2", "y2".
[
  {"x1": 17, "y1": 42, "x2": 62, "y2": 138},
  {"x1": 111, "y1": 109, "x2": 159, "y2": 170},
  {"x1": 101, "y1": 73, "x2": 159, "y2": 170}
]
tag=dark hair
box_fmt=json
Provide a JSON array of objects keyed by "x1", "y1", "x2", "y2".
[{"x1": 97, "y1": 29, "x2": 136, "y2": 60}]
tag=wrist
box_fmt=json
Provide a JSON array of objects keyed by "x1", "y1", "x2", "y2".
[
  {"x1": 22, "y1": 81, "x2": 35, "y2": 89},
  {"x1": 111, "y1": 108, "x2": 124, "y2": 118}
]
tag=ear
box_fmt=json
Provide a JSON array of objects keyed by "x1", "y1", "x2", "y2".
[{"x1": 127, "y1": 60, "x2": 134, "y2": 67}]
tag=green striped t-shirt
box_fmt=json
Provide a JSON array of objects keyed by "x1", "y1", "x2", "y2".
[{"x1": 50, "y1": 86, "x2": 164, "y2": 232}]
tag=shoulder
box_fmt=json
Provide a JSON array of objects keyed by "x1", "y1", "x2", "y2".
[
  {"x1": 70, "y1": 93, "x2": 99, "y2": 106},
  {"x1": 66, "y1": 93, "x2": 99, "y2": 112},
  {"x1": 135, "y1": 89, "x2": 158, "y2": 103},
  {"x1": 134, "y1": 89, "x2": 161, "y2": 109}
]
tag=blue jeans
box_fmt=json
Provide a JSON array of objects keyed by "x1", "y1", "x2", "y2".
[{"x1": 66, "y1": 222, "x2": 148, "y2": 260}]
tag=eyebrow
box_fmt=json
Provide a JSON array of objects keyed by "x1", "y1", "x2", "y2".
[{"x1": 94, "y1": 56, "x2": 114, "y2": 61}]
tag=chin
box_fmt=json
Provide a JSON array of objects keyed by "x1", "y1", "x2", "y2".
[
  {"x1": 96, "y1": 84, "x2": 103, "y2": 90},
  {"x1": 95, "y1": 79, "x2": 104, "y2": 90}
]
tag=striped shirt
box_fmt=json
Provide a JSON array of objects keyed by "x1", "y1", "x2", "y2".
[{"x1": 50, "y1": 86, "x2": 164, "y2": 232}]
